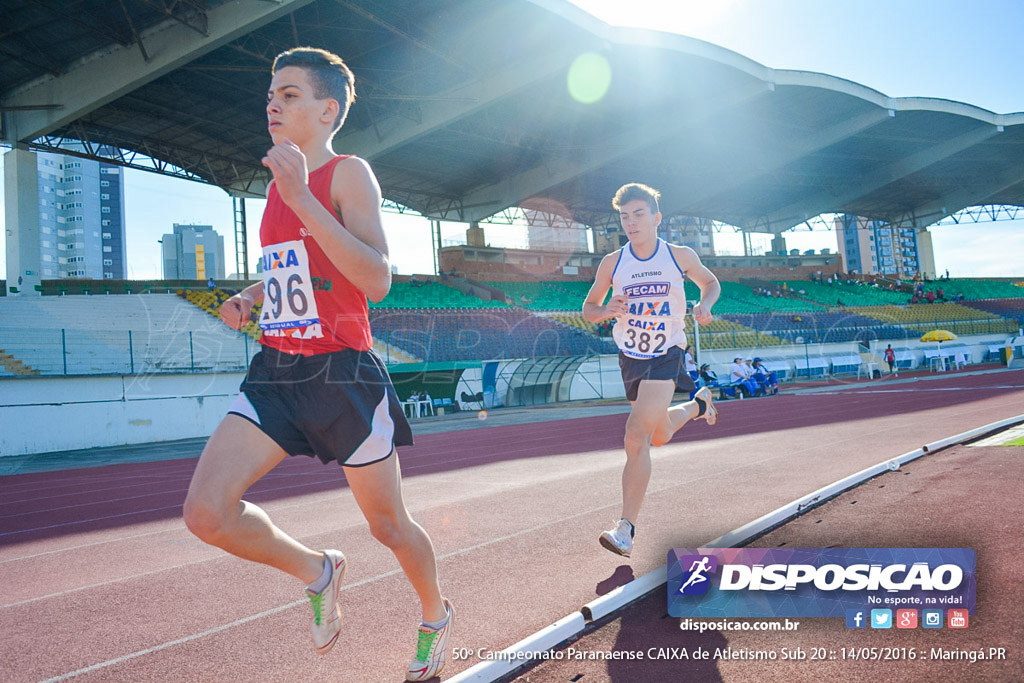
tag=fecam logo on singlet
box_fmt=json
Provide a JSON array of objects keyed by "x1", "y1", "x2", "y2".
[{"x1": 623, "y1": 282, "x2": 670, "y2": 298}]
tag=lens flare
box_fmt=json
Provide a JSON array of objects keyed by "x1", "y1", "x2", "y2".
[{"x1": 567, "y1": 52, "x2": 612, "y2": 104}]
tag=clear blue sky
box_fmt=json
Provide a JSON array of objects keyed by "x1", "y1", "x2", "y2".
[
  {"x1": 3, "y1": 0, "x2": 1023, "y2": 279},
  {"x1": 570, "y1": 0, "x2": 1024, "y2": 277}
]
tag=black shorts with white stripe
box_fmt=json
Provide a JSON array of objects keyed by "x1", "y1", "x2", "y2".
[
  {"x1": 229, "y1": 345, "x2": 413, "y2": 467},
  {"x1": 618, "y1": 345, "x2": 697, "y2": 402}
]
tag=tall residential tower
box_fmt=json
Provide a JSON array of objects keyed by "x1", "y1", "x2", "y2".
[{"x1": 4, "y1": 147, "x2": 127, "y2": 292}]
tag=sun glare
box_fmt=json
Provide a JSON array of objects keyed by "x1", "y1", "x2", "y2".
[{"x1": 570, "y1": 0, "x2": 737, "y2": 36}]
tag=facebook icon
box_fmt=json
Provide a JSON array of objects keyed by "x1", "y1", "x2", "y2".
[{"x1": 846, "y1": 609, "x2": 867, "y2": 629}]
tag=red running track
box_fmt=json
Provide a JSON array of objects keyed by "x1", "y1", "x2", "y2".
[{"x1": 1, "y1": 370, "x2": 1022, "y2": 682}]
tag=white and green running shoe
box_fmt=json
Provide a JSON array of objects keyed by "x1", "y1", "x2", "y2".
[
  {"x1": 406, "y1": 599, "x2": 455, "y2": 681},
  {"x1": 306, "y1": 549, "x2": 347, "y2": 655}
]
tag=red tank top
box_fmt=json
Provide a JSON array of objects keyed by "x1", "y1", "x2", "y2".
[{"x1": 257, "y1": 154, "x2": 373, "y2": 355}]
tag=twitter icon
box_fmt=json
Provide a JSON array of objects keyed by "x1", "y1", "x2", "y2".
[{"x1": 870, "y1": 609, "x2": 892, "y2": 629}]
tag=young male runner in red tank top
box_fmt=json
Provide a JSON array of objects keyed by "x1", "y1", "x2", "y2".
[{"x1": 183, "y1": 48, "x2": 452, "y2": 681}]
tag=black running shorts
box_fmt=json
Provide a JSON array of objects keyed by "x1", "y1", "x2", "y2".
[
  {"x1": 618, "y1": 345, "x2": 697, "y2": 402},
  {"x1": 228, "y1": 345, "x2": 413, "y2": 467}
]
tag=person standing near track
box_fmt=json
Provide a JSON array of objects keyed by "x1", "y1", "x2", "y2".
[
  {"x1": 582, "y1": 183, "x2": 722, "y2": 558},
  {"x1": 683, "y1": 344, "x2": 698, "y2": 382},
  {"x1": 182, "y1": 48, "x2": 452, "y2": 681},
  {"x1": 884, "y1": 343, "x2": 897, "y2": 377}
]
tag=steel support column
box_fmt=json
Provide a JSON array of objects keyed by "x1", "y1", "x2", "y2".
[{"x1": 233, "y1": 196, "x2": 248, "y2": 279}]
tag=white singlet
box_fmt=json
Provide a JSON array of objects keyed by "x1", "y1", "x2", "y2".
[{"x1": 611, "y1": 238, "x2": 688, "y2": 360}]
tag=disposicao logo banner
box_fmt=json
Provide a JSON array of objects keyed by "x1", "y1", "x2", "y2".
[{"x1": 667, "y1": 548, "x2": 975, "y2": 618}]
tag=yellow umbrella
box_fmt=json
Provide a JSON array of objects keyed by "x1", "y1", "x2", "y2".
[
  {"x1": 921, "y1": 330, "x2": 958, "y2": 370},
  {"x1": 920, "y1": 329, "x2": 958, "y2": 343}
]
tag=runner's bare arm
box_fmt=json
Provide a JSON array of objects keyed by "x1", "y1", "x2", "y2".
[
  {"x1": 327, "y1": 157, "x2": 391, "y2": 302},
  {"x1": 238, "y1": 281, "x2": 264, "y2": 305},
  {"x1": 670, "y1": 244, "x2": 720, "y2": 325},
  {"x1": 221, "y1": 281, "x2": 264, "y2": 330},
  {"x1": 583, "y1": 252, "x2": 627, "y2": 322},
  {"x1": 263, "y1": 142, "x2": 391, "y2": 302}
]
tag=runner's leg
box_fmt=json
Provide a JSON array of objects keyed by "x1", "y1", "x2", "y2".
[
  {"x1": 621, "y1": 379, "x2": 676, "y2": 523},
  {"x1": 651, "y1": 395, "x2": 702, "y2": 447},
  {"x1": 184, "y1": 414, "x2": 324, "y2": 583},
  {"x1": 344, "y1": 450, "x2": 447, "y2": 623}
]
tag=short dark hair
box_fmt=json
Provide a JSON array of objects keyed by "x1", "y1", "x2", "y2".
[
  {"x1": 612, "y1": 183, "x2": 661, "y2": 214},
  {"x1": 272, "y1": 47, "x2": 355, "y2": 133}
]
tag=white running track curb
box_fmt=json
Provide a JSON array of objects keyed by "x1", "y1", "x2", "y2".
[
  {"x1": 705, "y1": 448, "x2": 925, "y2": 549},
  {"x1": 922, "y1": 414, "x2": 1024, "y2": 453},
  {"x1": 582, "y1": 561, "x2": 667, "y2": 623},
  {"x1": 447, "y1": 412, "x2": 1024, "y2": 683}
]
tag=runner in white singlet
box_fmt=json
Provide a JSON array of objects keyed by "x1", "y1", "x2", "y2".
[{"x1": 582, "y1": 183, "x2": 723, "y2": 558}]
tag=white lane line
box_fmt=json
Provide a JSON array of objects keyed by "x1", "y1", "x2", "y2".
[
  {"x1": 1, "y1": 425, "x2": 628, "y2": 536},
  {"x1": 811, "y1": 384, "x2": 1024, "y2": 395},
  {"x1": 0, "y1": 527, "x2": 179, "y2": 565},
  {"x1": 3, "y1": 560, "x2": 212, "y2": 609},
  {"x1": 0, "y1": 476, "x2": 348, "y2": 537},
  {"x1": 0, "y1": 482, "x2": 367, "y2": 565},
  {"x1": 38, "y1": 601, "x2": 303, "y2": 683},
  {"x1": 0, "y1": 488, "x2": 193, "y2": 521},
  {"x1": 0, "y1": 393, "x2": 998, "y2": 563},
  {"x1": 0, "y1": 504, "x2": 183, "y2": 538},
  {"x1": 1, "y1": 466, "x2": 198, "y2": 492}
]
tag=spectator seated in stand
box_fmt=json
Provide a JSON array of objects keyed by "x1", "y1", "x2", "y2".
[
  {"x1": 697, "y1": 363, "x2": 730, "y2": 398},
  {"x1": 751, "y1": 357, "x2": 779, "y2": 395},
  {"x1": 741, "y1": 356, "x2": 764, "y2": 397},
  {"x1": 728, "y1": 355, "x2": 760, "y2": 399}
]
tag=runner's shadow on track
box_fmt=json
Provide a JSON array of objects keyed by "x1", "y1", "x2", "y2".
[
  {"x1": 605, "y1": 594, "x2": 726, "y2": 682},
  {"x1": 596, "y1": 565, "x2": 635, "y2": 595},
  {"x1": 525, "y1": 592, "x2": 726, "y2": 682}
]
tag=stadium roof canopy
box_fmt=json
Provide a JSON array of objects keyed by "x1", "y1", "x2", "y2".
[{"x1": 3, "y1": 0, "x2": 1024, "y2": 233}]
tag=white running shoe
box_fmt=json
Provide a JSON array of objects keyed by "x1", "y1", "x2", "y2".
[
  {"x1": 694, "y1": 386, "x2": 718, "y2": 426},
  {"x1": 306, "y1": 549, "x2": 347, "y2": 655},
  {"x1": 599, "y1": 518, "x2": 633, "y2": 557},
  {"x1": 406, "y1": 599, "x2": 455, "y2": 681}
]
